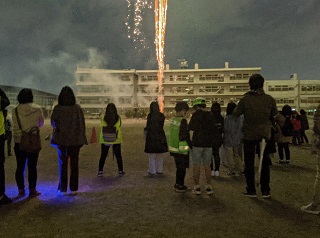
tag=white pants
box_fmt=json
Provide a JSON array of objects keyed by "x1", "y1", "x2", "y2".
[{"x1": 148, "y1": 153, "x2": 164, "y2": 174}]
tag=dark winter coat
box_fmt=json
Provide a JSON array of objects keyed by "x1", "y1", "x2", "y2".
[
  {"x1": 233, "y1": 89, "x2": 278, "y2": 141},
  {"x1": 144, "y1": 112, "x2": 168, "y2": 153},
  {"x1": 51, "y1": 104, "x2": 88, "y2": 147}
]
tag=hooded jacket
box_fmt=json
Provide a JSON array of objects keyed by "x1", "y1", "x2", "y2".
[{"x1": 233, "y1": 89, "x2": 278, "y2": 141}]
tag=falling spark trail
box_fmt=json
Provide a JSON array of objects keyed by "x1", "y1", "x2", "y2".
[
  {"x1": 126, "y1": 0, "x2": 152, "y2": 50},
  {"x1": 154, "y1": 0, "x2": 168, "y2": 112}
]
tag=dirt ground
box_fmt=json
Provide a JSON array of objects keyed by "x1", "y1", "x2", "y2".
[{"x1": 0, "y1": 119, "x2": 319, "y2": 238}]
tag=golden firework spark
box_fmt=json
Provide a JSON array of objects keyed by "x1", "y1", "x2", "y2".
[
  {"x1": 126, "y1": 0, "x2": 152, "y2": 50},
  {"x1": 154, "y1": 0, "x2": 168, "y2": 112}
]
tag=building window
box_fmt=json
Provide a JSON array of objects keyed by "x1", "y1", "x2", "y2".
[
  {"x1": 301, "y1": 85, "x2": 320, "y2": 92},
  {"x1": 268, "y1": 85, "x2": 294, "y2": 91},
  {"x1": 301, "y1": 97, "x2": 320, "y2": 103},
  {"x1": 230, "y1": 73, "x2": 252, "y2": 81},
  {"x1": 80, "y1": 86, "x2": 105, "y2": 93},
  {"x1": 169, "y1": 75, "x2": 194, "y2": 82},
  {"x1": 229, "y1": 85, "x2": 249, "y2": 92},
  {"x1": 275, "y1": 98, "x2": 295, "y2": 104},
  {"x1": 170, "y1": 86, "x2": 194, "y2": 94},
  {"x1": 78, "y1": 97, "x2": 101, "y2": 104},
  {"x1": 199, "y1": 74, "x2": 224, "y2": 82},
  {"x1": 141, "y1": 75, "x2": 158, "y2": 82},
  {"x1": 199, "y1": 86, "x2": 224, "y2": 94}
]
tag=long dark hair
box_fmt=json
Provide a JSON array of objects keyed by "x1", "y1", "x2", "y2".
[
  {"x1": 149, "y1": 101, "x2": 160, "y2": 115},
  {"x1": 58, "y1": 86, "x2": 76, "y2": 106},
  {"x1": 104, "y1": 103, "x2": 119, "y2": 126}
]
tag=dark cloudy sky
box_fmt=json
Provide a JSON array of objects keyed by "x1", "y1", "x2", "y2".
[{"x1": 1, "y1": 0, "x2": 320, "y2": 94}]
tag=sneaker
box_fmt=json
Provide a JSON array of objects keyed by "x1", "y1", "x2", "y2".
[
  {"x1": 118, "y1": 171, "x2": 126, "y2": 175},
  {"x1": 242, "y1": 192, "x2": 257, "y2": 198},
  {"x1": 211, "y1": 171, "x2": 215, "y2": 177},
  {"x1": 262, "y1": 193, "x2": 271, "y2": 199},
  {"x1": 0, "y1": 194, "x2": 13, "y2": 205},
  {"x1": 214, "y1": 171, "x2": 220, "y2": 177},
  {"x1": 205, "y1": 185, "x2": 214, "y2": 195},
  {"x1": 29, "y1": 189, "x2": 41, "y2": 198},
  {"x1": 301, "y1": 203, "x2": 320, "y2": 215},
  {"x1": 58, "y1": 190, "x2": 68, "y2": 196},
  {"x1": 97, "y1": 171, "x2": 103, "y2": 177},
  {"x1": 175, "y1": 185, "x2": 188, "y2": 193},
  {"x1": 285, "y1": 160, "x2": 290, "y2": 164},
  {"x1": 71, "y1": 191, "x2": 78, "y2": 196},
  {"x1": 18, "y1": 189, "x2": 26, "y2": 197},
  {"x1": 277, "y1": 160, "x2": 285, "y2": 164},
  {"x1": 192, "y1": 185, "x2": 201, "y2": 195}
]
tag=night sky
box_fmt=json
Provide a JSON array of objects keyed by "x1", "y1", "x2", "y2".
[{"x1": 1, "y1": 0, "x2": 319, "y2": 94}]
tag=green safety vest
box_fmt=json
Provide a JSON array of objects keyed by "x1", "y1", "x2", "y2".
[{"x1": 168, "y1": 117, "x2": 189, "y2": 155}]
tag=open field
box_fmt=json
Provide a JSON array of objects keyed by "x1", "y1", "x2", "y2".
[{"x1": 0, "y1": 119, "x2": 319, "y2": 238}]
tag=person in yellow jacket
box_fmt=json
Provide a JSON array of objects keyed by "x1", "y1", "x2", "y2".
[
  {"x1": 97, "y1": 103, "x2": 125, "y2": 177},
  {"x1": 0, "y1": 88, "x2": 12, "y2": 205},
  {"x1": 168, "y1": 101, "x2": 191, "y2": 193}
]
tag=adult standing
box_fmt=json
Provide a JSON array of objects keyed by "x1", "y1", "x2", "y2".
[
  {"x1": 0, "y1": 88, "x2": 12, "y2": 205},
  {"x1": 189, "y1": 97, "x2": 215, "y2": 195},
  {"x1": 97, "y1": 103, "x2": 125, "y2": 176},
  {"x1": 301, "y1": 104, "x2": 320, "y2": 214},
  {"x1": 144, "y1": 101, "x2": 168, "y2": 175},
  {"x1": 12, "y1": 88, "x2": 44, "y2": 197},
  {"x1": 233, "y1": 74, "x2": 278, "y2": 198},
  {"x1": 51, "y1": 86, "x2": 87, "y2": 196}
]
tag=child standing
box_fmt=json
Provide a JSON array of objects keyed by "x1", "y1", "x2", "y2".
[
  {"x1": 292, "y1": 114, "x2": 302, "y2": 145},
  {"x1": 189, "y1": 97, "x2": 215, "y2": 195},
  {"x1": 97, "y1": 103, "x2": 125, "y2": 176},
  {"x1": 210, "y1": 102, "x2": 224, "y2": 177},
  {"x1": 168, "y1": 102, "x2": 191, "y2": 192},
  {"x1": 224, "y1": 102, "x2": 243, "y2": 176}
]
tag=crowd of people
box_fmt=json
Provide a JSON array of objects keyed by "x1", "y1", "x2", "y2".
[{"x1": 0, "y1": 74, "x2": 319, "y2": 215}]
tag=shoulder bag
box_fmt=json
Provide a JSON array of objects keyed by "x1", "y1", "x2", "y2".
[{"x1": 15, "y1": 108, "x2": 42, "y2": 153}]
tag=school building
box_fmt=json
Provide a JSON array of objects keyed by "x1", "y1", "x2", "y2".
[{"x1": 75, "y1": 62, "x2": 320, "y2": 116}]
